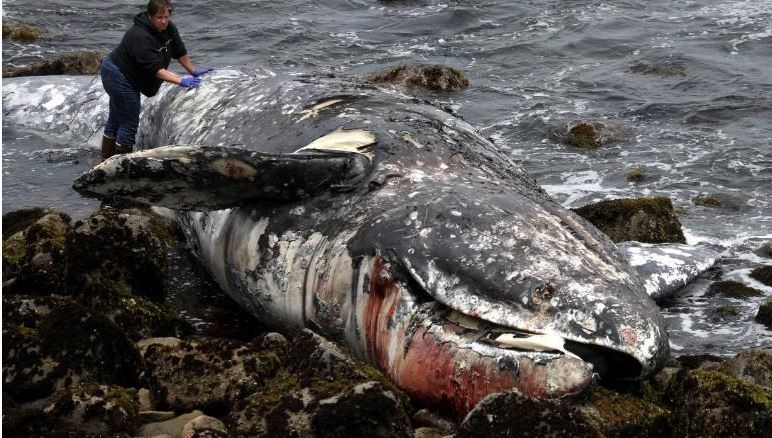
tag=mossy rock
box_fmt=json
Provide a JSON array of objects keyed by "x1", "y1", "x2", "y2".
[
  {"x1": 365, "y1": 64, "x2": 469, "y2": 92},
  {"x1": 756, "y1": 300, "x2": 772, "y2": 329},
  {"x1": 3, "y1": 50, "x2": 104, "y2": 78},
  {"x1": 44, "y1": 383, "x2": 139, "y2": 436},
  {"x1": 2, "y1": 208, "x2": 71, "y2": 294},
  {"x1": 456, "y1": 391, "x2": 596, "y2": 437},
  {"x1": 554, "y1": 120, "x2": 624, "y2": 149},
  {"x1": 721, "y1": 349, "x2": 772, "y2": 389},
  {"x1": 705, "y1": 280, "x2": 764, "y2": 298},
  {"x1": 100, "y1": 293, "x2": 193, "y2": 342},
  {"x1": 580, "y1": 386, "x2": 670, "y2": 437},
  {"x1": 630, "y1": 63, "x2": 685, "y2": 77},
  {"x1": 710, "y1": 305, "x2": 740, "y2": 320},
  {"x1": 2, "y1": 294, "x2": 140, "y2": 402},
  {"x1": 750, "y1": 265, "x2": 772, "y2": 287},
  {"x1": 141, "y1": 334, "x2": 286, "y2": 415},
  {"x1": 572, "y1": 197, "x2": 686, "y2": 243},
  {"x1": 665, "y1": 368, "x2": 772, "y2": 436},
  {"x1": 2, "y1": 19, "x2": 40, "y2": 42}
]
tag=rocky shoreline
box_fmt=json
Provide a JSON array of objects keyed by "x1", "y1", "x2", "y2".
[{"x1": 3, "y1": 200, "x2": 771, "y2": 437}]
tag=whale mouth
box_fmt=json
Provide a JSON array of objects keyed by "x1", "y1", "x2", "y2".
[{"x1": 441, "y1": 308, "x2": 643, "y2": 380}]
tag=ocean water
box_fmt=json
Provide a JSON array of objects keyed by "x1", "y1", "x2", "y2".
[{"x1": 3, "y1": 0, "x2": 771, "y2": 356}]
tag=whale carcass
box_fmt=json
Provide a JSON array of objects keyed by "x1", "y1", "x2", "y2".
[{"x1": 5, "y1": 71, "x2": 689, "y2": 417}]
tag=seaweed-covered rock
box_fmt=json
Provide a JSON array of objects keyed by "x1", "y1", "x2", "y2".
[
  {"x1": 755, "y1": 243, "x2": 772, "y2": 258},
  {"x1": 229, "y1": 330, "x2": 412, "y2": 437},
  {"x1": 1, "y1": 19, "x2": 40, "y2": 42},
  {"x1": 626, "y1": 168, "x2": 645, "y2": 183},
  {"x1": 365, "y1": 64, "x2": 469, "y2": 92},
  {"x1": 750, "y1": 265, "x2": 772, "y2": 287},
  {"x1": 580, "y1": 386, "x2": 670, "y2": 437},
  {"x1": 630, "y1": 63, "x2": 685, "y2": 76},
  {"x1": 2, "y1": 208, "x2": 71, "y2": 294},
  {"x1": 456, "y1": 391, "x2": 595, "y2": 437},
  {"x1": 572, "y1": 197, "x2": 686, "y2": 243},
  {"x1": 721, "y1": 349, "x2": 772, "y2": 389},
  {"x1": 693, "y1": 193, "x2": 743, "y2": 210},
  {"x1": 554, "y1": 120, "x2": 624, "y2": 149},
  {"x1": 3, "y1": 50, "x2": 103, "y2": 78},
  {"x1": 665, "y1": 368, "x2": 772, "y2": 437},
  {"x1": 141, "y1": 333, "x2": 286, "y2": 415},
  {"x1": 705, "y1": 280, "x2": 764, "y2": 298},
  {"x1": 757, "y1": 300, "x2": 772, "y2": 329},
  {"x1": 65, "y1": 207, "x2": 171, "y2": 301},
  {"x1": 2, "y1": 295, "x2": 140, "y2": 402},
  {"x1": 43, "y1": 383, "x2": 139, "y2": 436},
  {"x1": 709, "y1": 305, "x2": 740, "y2": 321}
]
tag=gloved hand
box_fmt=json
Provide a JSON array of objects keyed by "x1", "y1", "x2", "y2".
[
  {"x1": 179, "y1": 76, "x2": 201, "y2": 88},
  {"x1": 192, "y1": 67, "x2": 213, "y2": 77}
]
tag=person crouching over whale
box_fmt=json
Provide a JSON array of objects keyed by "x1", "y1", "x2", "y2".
[{"x1": 100, "y1": 0, "x2": 211, "y2": 160}]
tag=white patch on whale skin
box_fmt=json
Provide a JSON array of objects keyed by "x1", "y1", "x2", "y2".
[
  {"x1": 295, "y1": 128, "x2": 376, "y2": 161},
  {"x1": 210, "y1": 158, "x2": 257, "y2": 179}
]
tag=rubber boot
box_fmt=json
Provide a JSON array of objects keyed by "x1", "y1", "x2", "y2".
[
  {"x1": 101, "y1": 135, "x2": 117, "y2": 161},
  {"x1": 115, "y1": 142, "x2": 134, "y2": 155}
]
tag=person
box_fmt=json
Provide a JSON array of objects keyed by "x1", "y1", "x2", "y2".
[{"x1": 100, "y1": 0, "x2": 211, "y2": 160}]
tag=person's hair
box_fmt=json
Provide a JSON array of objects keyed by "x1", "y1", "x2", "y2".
[{"x1": 148, "y1": 0, "x2": 173, "y2": 16}]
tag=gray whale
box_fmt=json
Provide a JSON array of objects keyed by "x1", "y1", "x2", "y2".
[{"x1": 5, "y1": 71, "x2": 716, "y2": 416}]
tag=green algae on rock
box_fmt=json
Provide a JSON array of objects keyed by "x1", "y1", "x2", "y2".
[
  {"x1": 705, "y1": 280, "x2": 764, "y2": 298},
  {"x1": 572, "y1": 196, "x2": 686, "y2": 243}
]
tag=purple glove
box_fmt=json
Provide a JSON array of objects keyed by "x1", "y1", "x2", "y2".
[
  {"x1": 179, "y1": 76, "x2": 201, "y2": 88},
  {"x1": 192, "y1": 67, "x2": 212, "y2": 77}
]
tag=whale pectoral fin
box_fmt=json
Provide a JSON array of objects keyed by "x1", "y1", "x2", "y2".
[
  {"x1": 616, "y1": 241, "x2": 720, "y2": 301},
  {"x1": 72, "y1": 145, "x2": 372, "y2": 211}
]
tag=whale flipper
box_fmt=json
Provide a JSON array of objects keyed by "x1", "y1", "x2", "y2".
[
  {"x1": 617, "y1": 241, "x2": 720, "y2": 301},
  {"x1": 72, "y1": 144, "x2": 372, "y2": 210}
]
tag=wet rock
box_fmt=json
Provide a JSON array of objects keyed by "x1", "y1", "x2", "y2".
[
  {"x1": 750, "y1": 265, "x2": 772, "y2": 287},
  {"x1": 755, "y1": 242, "x2": 772, "y2": 258},
  {"x1": 673, "y1": 354, "x2": 725, "y2": 371},
  {"x1": 2, "y1": 208, "x2": 71, "y2": 294},
  {"x1": 665, "y1": 368, "x2": 772, "y2": 437},
  {"x1": 138, "y1": 410, "x2": 203, "y2": 437},
  {"x1": 3, "y1": 50, "x2": 103, "y2": 78},
  {"x1": 43, "y1": 383, "x2": 139, "y2": 436},
  {"x1": 141, "y1": 334, "x2": 286, "y2": 415},
  {"x1": 580, "y1": 386, "x2": 670, "y2": 437},
  {"x1": 2, "y1": 19, "x2": 40, "y2": 42},
  {"x1": 365, "y1": 64, "x2": 469, "y2": 92},
  {"x1": 572, "y1": 197, "x2": 686, "y2": 243},
  {"x1": 2, "y1": 406, "x2": 82, "y2": 437},
  {"x1": 180, "y1": 415, "x2": 227, "y2": 438},
  {"x1": 721, "y1": 349, "x2": 772, "y2": 389},
  {"x1": 228, "y1": 330, "x2": 412, "y2": 437},
  {"x1": 554, "y1": 120, "x2": 624, "y2": 149},
  {"x1": 709, "y1": 304, "x2": 740, "y2": 321},
  {"x1": 630, "y1": 63, "x2": 685, "y2": 76},
  {"x1": 456, "y1": 391, "x2": 595, "y2": 437},
  {"x1": 2, "y1": 294, "x2": 140, "y2": 402},
  {"x1": 705, "y1": 280, "x2": 764, "y2": 298},
  {"x1": 626, "y1": 168, "x2": 645, "y2": 183},
  {"x1": 756, "y1": 300, "x2": 772, "y2": 329},
  {"x1": 693, "y1": 193, "x2": 743, "y2": 210}
]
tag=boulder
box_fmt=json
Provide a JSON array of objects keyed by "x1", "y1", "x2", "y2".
[
  {"x1": 756, "y1": 300, "x2": 772, "y2": 329},
  {"x1": 721, "y1": 349, "x2": 772, "y2": 389},
  {"x1": 705, "y1": 280, "x2": 764, "y2": 298},
  {"x1": 138, "y1": 410, "x2": 203, "y2": 437},
  {"x1": 2, "y1": 294, "x2": 140, "y2": 402},
  {"x1": 43, "y1": 383, "x2": 139, "y2": 436},
  {"x1": 3, "y1": 50, "x2": 103, "y2": 78},
  {"x1": 2, "y1": 208, "x2": 71, "y2": 294},
  {"x1": 665, "y1": 368, "x2": 772, "y2": 436},
  {"x1": 580, "y1": 386, "x2": 670, "y2": 437},
  {"x1": 692, "y1": 193, "x2": 744, "y2": 210},
  {"x1": 572, "y1": 197, "x2": 686, "y2": 243},
  {"x1": 1, "y1": 19, "x2": 40, "y2": 42},
  {"x1": 180, "y1": 415, "x2": 228, "y2": 438},
  {"x1": 750, "y1": 265, "x2": 772, "y2": 287},
  {"x1": 365, "y1": 64, "x2": 469, "y2": 92},
  {"x1": 554, "y1": 120, "x2": 624, "y2": 149}
]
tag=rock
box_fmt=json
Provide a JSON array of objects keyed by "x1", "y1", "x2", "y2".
[
  {"x1": 138, "y1": 410, "x2": 203, "y2": 438},
  {"x1": 456, "y1": 391, "x2": 595, "y2": 437},
  {"x1": 665, "y1": 368, "x2": 772, "y2": 437},
  {"x1": 365, "y1": 64, "x2": 469, "y2": 92},
  {"x1": 3, "y1": 50, "x2": 103, "y2": 78},
  {"x1": 572, "y1": 197, "x2": 686, "y2": 243},
  {"x1": 630, "y1": 63, "x2": 685, "y2": 76},
  {"x1": 414, "y1": 427, "x2": 451, "y2": 438},
  {"x1": 709, "y1": 305, "x2": 740, "y2": 321},
  {"x1": 141, "y1": 334, "x2": 286, "y2": 414},
  {"x1": 2, "y1": 294, "x2": 140, "y2": 402},
  {"x1": 554, "y1": 120, "x2": 624, "y2": 149},
  {"x1": 140, "y1": 411, "x2": 178, "y2": 423},
  {"x1": 705, "y1": 280, "x2": 764, "y2": 298},
  {"x1": 756, "y1": 300, "x2": 772, "y2": 329},
  {"x1": 43, "y1": 383, "x2": 139, "y2": 436},
  {"x1": 2, "y1": 208, "x2": 71, "y2": 294},
  {"x1": 2, "y1": 407, "x2": 81, "y2": 437},
  {"x1": 693, "y1": 193, "x2": 743, "y2": 210},
  {"x1": 721, "y1": 349, "x2": 772, "y2": 389},
  {"x1": 228, "y1": 330, "x2": 412, "y2": 437},
  {"x1": 180, "y1": 415, "x2": 227, "y2": 438},
  {"x1": 580, "y1": 386, "x2": 670, "y2": 437},
  {"x1": 2, "y1": 19, "x2": 40, "y2": 42},
  {"x1": 626, "y1": 168, "x2": 645, "y2": 183},
  {"x1": 673, "y1": 354, "x2": 725, "y2": 371},
  {"x1": 755, "y1": 243, "x2": 772, "y2": 258},
  {"x1": 750, "y1": 265, "x2": 772, "y2": 287}
]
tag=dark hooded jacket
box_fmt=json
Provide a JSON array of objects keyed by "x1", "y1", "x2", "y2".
[{"x1": 110, "y1": 12, "x2": 187, "y2": 97}]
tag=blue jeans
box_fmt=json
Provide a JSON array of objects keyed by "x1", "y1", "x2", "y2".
[{"x1": 101, "y1": 56, "x2": 140, "y2": 148}]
